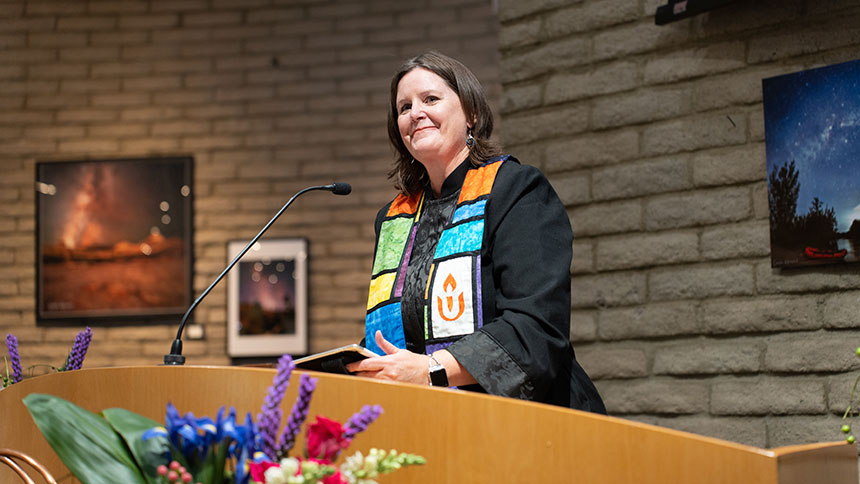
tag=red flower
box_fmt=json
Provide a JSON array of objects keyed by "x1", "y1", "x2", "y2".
[
  {"x1": 249, "y1": 461, "x2": 281, "y2": 482},
  {"x1": 306, "y1": 416, "x2": 351, "y2": 463},
  {"x1": 322, "y1": 469, "x2": 348, "y2": 484}
]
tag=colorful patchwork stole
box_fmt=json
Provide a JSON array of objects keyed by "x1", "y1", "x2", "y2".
[{"x1": 364, "y1": 156, "x2": 508, "y2": 355}]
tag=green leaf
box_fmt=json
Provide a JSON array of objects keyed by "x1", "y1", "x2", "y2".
[
  {"x1": 23, "y1": 394, "x2": 148, "y2": 484},
  {"x1": 102, "y1": 408, "x2": 167, "y2": 483}
]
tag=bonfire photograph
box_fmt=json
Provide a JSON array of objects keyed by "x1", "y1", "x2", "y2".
[
  {"x1": 36, "y1": 157, "x2": 193, "y2": 321},
  {"x1": 763, "y1": 59, "x2": 860, "y2": 268}
]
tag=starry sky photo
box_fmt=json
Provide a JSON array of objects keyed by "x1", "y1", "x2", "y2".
[
  {"x1": 238, "y1": 258, "x2": 296, "y2": 313},
  {"x1": 763, "y1": 59, "x2": 860, "y2": 232}
]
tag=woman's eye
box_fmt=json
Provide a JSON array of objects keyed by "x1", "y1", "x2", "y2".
[
  {"x1": 399, "y1": 104, "x2": 410, "y2": 114},
  {"x1": 426, "y1": 96, "x2": 438, "y2": 103}
]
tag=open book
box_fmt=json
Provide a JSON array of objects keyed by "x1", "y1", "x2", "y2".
[{"x1": 293, "y1": 344, "x2": 379, "y2": 374}]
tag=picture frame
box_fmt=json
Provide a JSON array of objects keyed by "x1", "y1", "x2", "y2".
[
  {"x1": 227, "y1": 238, "x2": 308, "y2": 357},
  {"x1": 35, "y1": 157, "x2": 194, "y2": 323},
  {"x1": 763, "y1": 58, "x2": 860, "y2": 268}
]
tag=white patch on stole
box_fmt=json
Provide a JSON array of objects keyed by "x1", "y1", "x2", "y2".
[{"x1": 430, "y1": 257, "x2": 474, "y2": 338}]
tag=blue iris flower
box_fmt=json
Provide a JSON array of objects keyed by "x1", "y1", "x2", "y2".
[{"x1": 142, "y1": 403, "x2": 263, "y2": 484}]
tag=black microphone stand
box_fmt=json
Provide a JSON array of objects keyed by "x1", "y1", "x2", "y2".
[{"x1": 164, "y1": 183, "x2": 350, "y2": 365}]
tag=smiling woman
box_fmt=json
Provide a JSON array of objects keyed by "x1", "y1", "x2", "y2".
[
  {"x1": 394, "y1": 68, "x2": 472, "y2": 196},
  {"x1": 347, "y1": 51, "x2": 605, "y2": 413}
]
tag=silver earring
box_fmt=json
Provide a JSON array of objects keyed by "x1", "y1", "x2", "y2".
[{"x1": 466, "y1": 130, "x2": 474, "y2": 148}]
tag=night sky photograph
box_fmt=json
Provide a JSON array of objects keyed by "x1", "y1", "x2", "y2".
[
  {"x1": 237, "y1": 257, "x2": 297, "y2": 336},
  {"x1": 763, "y1": 58, "x2": 860, "y2": 267}
]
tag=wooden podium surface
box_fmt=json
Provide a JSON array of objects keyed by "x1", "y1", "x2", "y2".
[{"x1": 0, "y1": 366, "x2": 856, "y2": 484}]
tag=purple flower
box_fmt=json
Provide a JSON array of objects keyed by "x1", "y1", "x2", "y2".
[
  {"x1": 278, "y1": 373, "x2": 317, "y2": 457},
  {"x1": 5, "y1": 334, "x2": 22, "y2": 383},
  {"x1": 343, "y1": 404, "x2": 383, "y2": 440},
  {"x1": 64, "y1": 327, "x2": 92, "y2": 371},
  {"x1": 257, "y1": 354, "x2": 294, "y2": 458}
]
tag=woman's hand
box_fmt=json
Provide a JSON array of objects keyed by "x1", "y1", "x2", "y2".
[{"x1": 345, "y1": 331, "x2": 430, "y2": 385}]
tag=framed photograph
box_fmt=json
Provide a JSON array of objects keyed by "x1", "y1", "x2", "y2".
[
  {"x1": 36, "y1": 157, "x2": 194, "y2": 323},
  {"x1": 227, "y1": 238, "x2": 308, "y2": 357},
  {"x1": 763, "y1": 58, "x2": 860, "y2": 268}
]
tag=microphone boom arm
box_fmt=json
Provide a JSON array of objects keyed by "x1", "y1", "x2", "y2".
[{"x1": 164, "y1": 183, "x2": 347, "y2": 365}]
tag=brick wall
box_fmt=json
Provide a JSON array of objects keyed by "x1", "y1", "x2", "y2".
[
  {"x1": 497, "y1": 0, "x2": 860, "y2": 448},
  {"x1": 0, "y1": 1, "x2": 499, "y2": 368}
]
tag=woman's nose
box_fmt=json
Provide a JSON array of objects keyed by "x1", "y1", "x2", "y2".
[{"x1": 410, "y1": 103, "x2": 425, "y2": 121}]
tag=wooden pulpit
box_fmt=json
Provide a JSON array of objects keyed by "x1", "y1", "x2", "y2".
[{"x1": 0, "y1": 366, "x2": 855, "y2": 483}]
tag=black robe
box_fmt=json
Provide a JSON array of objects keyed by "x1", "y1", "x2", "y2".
[{"x1": 370, "y1": 156, "x2": 605, "y2": 413}]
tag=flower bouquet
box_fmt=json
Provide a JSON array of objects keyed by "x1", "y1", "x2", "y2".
[{"x1": 23, "y1": 355, "x2": 424, "y2": 484}]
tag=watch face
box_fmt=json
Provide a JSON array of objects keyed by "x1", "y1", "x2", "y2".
[{"x1": 430, "y1": 366, "x2": 448, "y2": 387}]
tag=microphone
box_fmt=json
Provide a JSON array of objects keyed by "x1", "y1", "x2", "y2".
[
  {"x1": 164, "y1": 182, "x2": 352, "y2": 365},
  {"x1": 329, "y1": 182, "x2": 351, "y2": 195}
]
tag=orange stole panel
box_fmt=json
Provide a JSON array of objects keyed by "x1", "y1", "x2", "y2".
[
  {"x1": 458, "y1": 160, "x2": 503, "y2": 203},
  {"x1": 386, "y1": 193, "x2": 421, "y2": 217}
]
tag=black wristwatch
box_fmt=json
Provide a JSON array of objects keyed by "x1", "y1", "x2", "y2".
[{"x1": 428, "y1": 354, "x2": 449, "y2": 387}]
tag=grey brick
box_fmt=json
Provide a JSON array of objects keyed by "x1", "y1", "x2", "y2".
[
  {"x1": 691, "y1": 2, "x2": 799, "y2": 38},
  {"x1": 593, "y1": 20, "x2": 689, "y2": 61},
  {"x1": 577, "y1": 346, "x2": 648, "y2": 379},
  {"x1": 599, "y1": 301, "x2": 699, "y2": 340},
  {"x1": 651, "y1": 416, "x2": 767, "y2": 447},
  {"x1": 544, "y1": 129, "x2": 639, "y2": 172},
  {"x1": 644, "y1": 42, "x2": 746, "y2": 85},
  {"x1": 570, "y1": 199, "x2": 642, "y2": 237},
  {"x1": 711, "y1": 378, "x2": 825, "y2": 415},
  {"x1": 642, "y1": 114, "x2": 747, "y2": 156},
  {"x1": 767, "y1": 415, "x2": 847, "y2": 448},
  {"x1": 599, "y1": 379, "x2": 708, "y2": 414},
  {"x1": 500, "y1": 36, "x2": 590, "y2": 83},
  {"x1": 747, "y1": 109, "x2": 765, "y2": 144},
  {"x1": 572, "y1": 238, "x2": 594, "y2": 274},
  {"x1": 645, "y1": 186, "x2": 751, "y2": 230},
  {"x1": 765, "y1": 332, "x2": 860, "y2": 373},
  {"x1": 701, "y1": 220, "x2": 770, "y2": 261},
  {"x1": 497, "y1": 0, "x2": 572, "y2": 22},
  {"x1": 543, "y1": 0, "x2": 639, "y2": 38},
  {"x1": 506, "y1": 143, "x2": 544, "y2": 170},
  {"x1": 592, "y1": 87, "x2": 691, "y2": 129},
  {"x1": 748, "y1": 18, "x2": 860, "y2": 64},
  {"x1": 752, "y1": 181, "x2": 768, "y2": 220},
  {"x1": 498, "y1": 17, "x2": 541, "y2": 50},
  {"x1": 593, "y1": 156, "x2": 690, "y2": 201},
  {"x1": 692, "y1": 144, "x2": 766, "y2": 187},
  {"x1": 822, "y1": 291, "x2": 860, "y2": 329},
  {"x1": 650, "y1": 263, "x2": 754, "y2": 301},
  {"x1": 825, "y1": 373, "x2": 859, "y2": 414},
  {"x1": 571, "y1": 271, "x2": 646, "y2": 309},
  {"x1": 702, "y1": 296, "x2": 819, "y2": 334},
  {"x1": 756, "y1": 262, "x2": 860, "y2": 295},
  {"x1": 571, "y1": 310, "x2": 597, "y2": 342},
  {"x1": 500, "y1": 104, "x2": 588, "y2": 145},
  {"x1": 545, "y1": 61, "x2": 639, "y2": 105},
  {"x1": 499, "y1": 82, "x2": 542, "y2": 114},
  {"x1": 653, "y1": 340, "x2": 761, "y2": 375},
  {"x1": 597, "y1": 231, "x2": 699, "y2": 271},
  {"x1": 548, "y1": 172, "x2": 590, "y2": 206},
  {"x1": 692, "y1": 66, "x2": 791, "y2": 112}
]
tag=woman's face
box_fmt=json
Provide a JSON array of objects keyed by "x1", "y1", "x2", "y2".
[{"x1": 395, "y1": 68, "x2": 470, "y2": 165}]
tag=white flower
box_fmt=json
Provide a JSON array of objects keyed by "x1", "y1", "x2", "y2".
[
  {"x1": 279, "y1": 457, "x2": 300, "y2": 476},
  {"x1": 264, "y1": 466, "x2": 289, "y2": 484}
]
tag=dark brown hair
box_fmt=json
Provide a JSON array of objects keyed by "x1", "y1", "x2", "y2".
[{"x1": 387, "y1": 51, "x2": 501, "y2": 195}]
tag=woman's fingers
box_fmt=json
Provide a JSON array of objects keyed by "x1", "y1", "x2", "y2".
[{"x1": 374, "y1": 330, "x2": 400, "y2": 355}]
